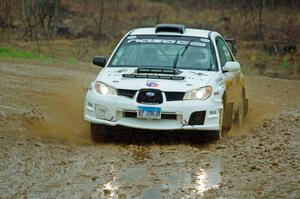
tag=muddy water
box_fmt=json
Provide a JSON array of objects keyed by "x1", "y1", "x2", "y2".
[
  {"x1": 1, "y1": 61, "x2": 300, "y2": 198},
  {"x1": 87, "y1": 145, "x2": 221, "y2": 198}
]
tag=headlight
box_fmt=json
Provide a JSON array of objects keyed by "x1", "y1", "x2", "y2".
[
  {"x1": 95, "y1": 81, "x2": 117, "y2": 96},
  {"x1": 183, "y1": 86, "x2": 212, "y2": 100}
]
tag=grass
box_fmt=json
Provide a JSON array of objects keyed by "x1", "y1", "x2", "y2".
[
  {"x1": 0, "y1": 46, "x2": 54, "y2": 62},
  {"x1": 0, "y1": 46, "x2": 78, "y2": 64},
  {"x1": 0, "y1": 38, "x2": 116, "y2": 64}
]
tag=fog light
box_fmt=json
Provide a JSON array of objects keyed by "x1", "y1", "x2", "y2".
[
  {"x1": 95, "y1": 104, "x2": 109, "y2": 120},
  {"x1": 188, "y1": 111, "x2": 206, "y2": 125}
]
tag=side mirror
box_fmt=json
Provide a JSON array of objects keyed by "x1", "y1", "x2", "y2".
[
  {"x1": 93, "y1": 56, "x2": 106, "y2": 67},
  {"x1": 223, "y1": 61, "x2": 240, "y2": 72}
]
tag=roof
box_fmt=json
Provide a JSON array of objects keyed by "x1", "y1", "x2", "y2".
[{"x1": 130, "y1": 27, "x2": 212, "y2": 38}]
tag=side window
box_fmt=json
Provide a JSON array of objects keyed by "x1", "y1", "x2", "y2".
[{"x1": 216, "y1": 37, "x2": 233, "y2": 67}]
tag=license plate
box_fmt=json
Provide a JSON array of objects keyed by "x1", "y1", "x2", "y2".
[
  {"x1": 95, "y1": 104, "x2": 108, "y2": 119},
  {"x1": 137, "y1": 106, "x2": 161, "y2": 120}
]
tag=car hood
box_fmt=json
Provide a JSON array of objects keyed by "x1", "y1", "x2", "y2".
[{"x1": 98, "y1": 67, "x2": 217, "y2": 92}]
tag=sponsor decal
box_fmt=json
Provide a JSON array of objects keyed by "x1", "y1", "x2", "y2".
[
  {"x1": 215, "y1": 78, "x2": 222, "y2": 83},
  {"x1": 127, "y1": 35, "x2": 137, "y2": 39},
  {"x1": 214, "y1": 91, "x2": 220, "y2": 96},
  {"x1": 127, "y1": 39, "x2": 206, "y2": 47},
  {"x1": 190, "y1": 42, "x2": 206, "y2": 47},
  {"x1": 116, "y1": 69, "x2": 128, "y2": 73},
  {"x1": 145, "y1": 81, "x2": 159, "y2": 87},
  {"x1": 200, "y1": 38, "x2": 210, "y2": 42}
]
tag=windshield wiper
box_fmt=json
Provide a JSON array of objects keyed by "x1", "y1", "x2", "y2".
[{"x1": 172, "y1": 40, "x2": 193, "y2": 69}]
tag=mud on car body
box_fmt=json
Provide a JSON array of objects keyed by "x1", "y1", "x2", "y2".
[{"x1": 84, "y1": 24, "x2": 248, "y2": 140}]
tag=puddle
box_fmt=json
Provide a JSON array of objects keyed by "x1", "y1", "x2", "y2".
[
  {"x1": 189, "y1": 158, "x2": 221, "y2": 197},
  {"x1": 96, "y1": 150, "x2": 222, "y2": 198},
  {"x1": 94, "y1": 166, "x2": 120, "y2": 199}
]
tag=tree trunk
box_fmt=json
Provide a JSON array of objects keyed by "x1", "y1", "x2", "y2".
[
  {"x1": 96, "y1": 0, "x2": 104, "y2": 41},
  {"x1": 258, "y1": 0, "x2": 263, "y2": 40}
]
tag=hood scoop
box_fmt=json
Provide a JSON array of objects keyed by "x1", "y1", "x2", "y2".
[
  {"x1": 122, "y1": 67, "x2": 185, "y2": 80},
  {"x1": 136, "y1": 67, "x2": 182, "y2": 75},
  {"x1": 122, "y1": 73, "x2": 185, "y2": 80}
]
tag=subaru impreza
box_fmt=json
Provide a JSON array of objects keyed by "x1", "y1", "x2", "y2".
[{"x1": 84, "y1": 24, "x2": 248, "y2": 140}]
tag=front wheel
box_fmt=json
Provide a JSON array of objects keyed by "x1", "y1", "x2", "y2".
[{"x1": 208, "y1": 130, "x2": 221, "y2": 140}]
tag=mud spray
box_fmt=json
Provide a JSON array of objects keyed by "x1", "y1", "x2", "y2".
[
  {"x1": 28, "y1": 81, "x2": 91, "y2": 144},
  {"x1": 26, "y1": 75, "x2": 300, "y2": 144}
]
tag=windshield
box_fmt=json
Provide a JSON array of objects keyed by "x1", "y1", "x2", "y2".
[{"x1": 109, "y1": 35, "x2": 217, "y2": 71}]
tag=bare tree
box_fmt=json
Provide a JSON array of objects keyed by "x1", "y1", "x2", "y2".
[
  {"x1": 94, "y1": 0, "x2": 105, "y2": 41},
  {"x1": 0, "y1": 0, "x2": 14, "y2": 28},
  {"x1": 0, "y1": 0, "x2": 16, "y2": 40},
  {"x1": 257, "y1": 0, "x2": 264, "y2": 40},
  {"x1": 21, "y1": 0, "x2": 60, "y2": 41},
  {"x1": 22, "y1": 0, "x2": 34, "y2": 40}
]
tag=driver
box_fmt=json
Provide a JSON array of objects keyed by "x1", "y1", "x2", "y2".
[{"x1": 180, "y1": 48, "x2": 210, "y2": 69}]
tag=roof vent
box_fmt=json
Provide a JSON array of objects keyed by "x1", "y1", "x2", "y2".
[{"x1": 155, "y1": 24, "x2": 186, "y2": 34}]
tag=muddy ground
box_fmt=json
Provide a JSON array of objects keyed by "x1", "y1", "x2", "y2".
[{"x1": 0, "y1": 59, "x2": 299, "y2": 198}]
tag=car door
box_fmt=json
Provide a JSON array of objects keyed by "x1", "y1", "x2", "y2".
[{"x1": 216, "y1": 37, "x2": 240, "y2": 107}]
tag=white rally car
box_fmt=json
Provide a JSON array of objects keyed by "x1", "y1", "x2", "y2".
[{"x1": 84, "y1": 24, "x2": 248, "y2": 140}]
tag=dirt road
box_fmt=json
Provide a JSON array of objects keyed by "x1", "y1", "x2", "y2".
[{"x1": 0, "y1": 60, "x2": 299, "y2": 198}]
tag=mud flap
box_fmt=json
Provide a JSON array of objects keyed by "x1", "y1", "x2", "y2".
[
  {"x1": 222, "y1": 102, "x2": 233, "y2": 131},
  {"x1": 243, "y1": 98, "x2": 248, "y2": 117},
  {"x1": 242, "y1": 87, "x2": 248, "y2": 118}
]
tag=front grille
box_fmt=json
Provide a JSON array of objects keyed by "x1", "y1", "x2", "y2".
[
  {"x1": 188, "y1": 111, "x2": 206, "y2": 125},
  {"x1": 117, "y1": 89, "x2": 137, "y2": 98},
  {"x1": 165, "y1": 92, "x2": 185, "y2": 101},
  {"x1": 137, "y1": 89, "x2": 163, "y2": 104},
  {"x1": 123, "y1": 111, "x2": 177, "y2": 120}
]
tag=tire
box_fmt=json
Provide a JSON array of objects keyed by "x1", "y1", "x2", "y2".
[
  {"x1": 209, "y1": 130, "x2": 221, "y2": 140},
  {"x1": 90, "y1": 123, "x2": 110, "y2": 142}
]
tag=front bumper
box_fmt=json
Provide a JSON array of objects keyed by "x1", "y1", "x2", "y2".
[{"x1": 84, "y1": 90, "x2": 223, "y2": 131}]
